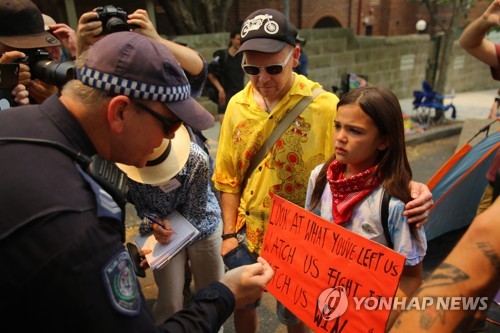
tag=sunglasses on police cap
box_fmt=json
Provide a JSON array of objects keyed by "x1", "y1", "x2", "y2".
[{"x1": 241, "y1": 50, "x2": 294, "y2": 76}]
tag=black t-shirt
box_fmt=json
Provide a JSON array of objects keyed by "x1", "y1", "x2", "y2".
[{"x1": 210, "y1": 48, "x2": 245, "y2": 99}]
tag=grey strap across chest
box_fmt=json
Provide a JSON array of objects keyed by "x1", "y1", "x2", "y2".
[{"x1": 241, "y1": 87, "x2": 325, "y2": 190}]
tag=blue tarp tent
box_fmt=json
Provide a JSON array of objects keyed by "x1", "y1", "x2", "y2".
[{"x1": 425, "y1": 128, "x2": 499, "y2": 241}]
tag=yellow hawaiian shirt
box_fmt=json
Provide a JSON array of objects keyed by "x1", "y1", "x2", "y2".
[{"x1": 213, "y1": 73, "x2": 339, "y2": 253}]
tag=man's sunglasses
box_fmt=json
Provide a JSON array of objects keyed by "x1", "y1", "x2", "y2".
[
  {"x1": 134, "y1": 102, "x2": 183, "y2": 136},
  {"x1": 241, "y1": 50, "x2": 294, "y2": 76}
]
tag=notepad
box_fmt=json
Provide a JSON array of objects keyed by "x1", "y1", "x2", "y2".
[{"x1": 134, "y1": 210, "x2": 199, "y2": 269}]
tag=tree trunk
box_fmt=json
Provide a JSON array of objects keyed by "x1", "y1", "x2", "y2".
[
  {"x1": 157, "y1": 0, "x2": 233, "y2": 34},
  {"x1": 433, "y1": 0, "x2": 468, "y2": 120},
  {"x1": 434, "y1": 0, "x2": 467, "y2": 95}
]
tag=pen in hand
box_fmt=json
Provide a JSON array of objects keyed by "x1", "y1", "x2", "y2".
[
  {"x1": 146, "y1": 215, "x2": 170, "y2": 230},
  {"x1": 145, "y1": 214, "x2": 172, "y2": 231}
]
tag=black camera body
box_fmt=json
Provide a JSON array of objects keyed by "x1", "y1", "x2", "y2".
[
  {"x1": 95, "y1": 5, "x2": 138, "y2": 35},
  {"x1": 16, "y1": 49, "x2": 75, "y2": 88},
  {"x1": 16, "y1": 48, "x2": 50, "y2": 68}
]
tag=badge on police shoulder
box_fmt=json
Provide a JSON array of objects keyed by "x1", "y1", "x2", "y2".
[{"x1": 102, "y1": 249, "x2": 141, "y2": 316}]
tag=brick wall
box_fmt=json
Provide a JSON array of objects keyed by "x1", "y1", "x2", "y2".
[
  {"x1": 216, "y1": 0, "x2": 490, "y2": 36},
  {"x1": 228, "y1": 0, "x2": 490, "y2": 37}
]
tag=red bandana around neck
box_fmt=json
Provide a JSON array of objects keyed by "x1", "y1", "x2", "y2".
[{"x1": 326, "y1": 160, "x2": 380, "y2": 225}]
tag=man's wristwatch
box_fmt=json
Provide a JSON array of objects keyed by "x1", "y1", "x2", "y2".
[{"x1": 221, "y1": 233, "x2": 238, "y2": 240}]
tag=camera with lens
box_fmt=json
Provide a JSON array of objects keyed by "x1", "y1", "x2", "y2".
[
  {"x1": 94, "y1": 5, "x2": 138, "y2": 35},
  {"x1": 16, "y1": 49, "x2": 75, "y2": 88}
]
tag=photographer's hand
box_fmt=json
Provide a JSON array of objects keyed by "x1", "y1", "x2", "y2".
[
  {"x1": 128, "y1": 9, "x2": 205, "y2": 77},
  {"x1": 17, "y1": 63, "x2": 31, "y2": 87},
  {"x1": 28, "y1": 79, "x2": 59, "y2": 104},
  {"x1": 0, "y1": 50, "x2": 25, "y2": 64},
  {"x1": 12, "y1": 84, "x2": 29, "y2": 106},
  {"x1": 0, "y1": 51, "x2": 31, "y2": 87},
  {"x1": 49, "y1": 23, "x2": 77, "y2": 57},
  {"x1": 76, "y1": 11, "x2": 103, "y2": 56},
  {"x1": 127, "y1": 9, "x2": 162, "y2": 42}
]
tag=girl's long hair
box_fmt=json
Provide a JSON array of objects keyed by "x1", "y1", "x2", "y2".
[{"x1": 309, "y1": 86, "x2": 413, "y2": 209}]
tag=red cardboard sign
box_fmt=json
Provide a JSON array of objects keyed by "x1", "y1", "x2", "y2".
[{"x1": 261, "y1": 195, "x2": 406, "y2": 332}]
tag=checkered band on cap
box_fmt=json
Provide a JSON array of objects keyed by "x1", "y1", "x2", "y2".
[{"x1": 78, "y1": 66, "x2": 191, "y2": 102}]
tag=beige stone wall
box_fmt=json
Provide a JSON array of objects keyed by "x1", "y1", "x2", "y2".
[
  {"x1": 176, "y1": 28, "x2": 497, "y2": 110},
  {"x1": 447, "y1": 43, "x2": 499, "y2": 94}
]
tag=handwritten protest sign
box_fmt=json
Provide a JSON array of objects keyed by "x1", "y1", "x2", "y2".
[{"x1": 261, "y1": 195, "x2": 406, "y2": 333}]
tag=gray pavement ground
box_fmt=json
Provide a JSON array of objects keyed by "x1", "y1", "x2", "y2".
[
  {"x1": 399, "y1": 89, "x2": 497, "y2": 122},
  {"x1": 125, "y1": 88, "x2": 499, "y2": 332}
]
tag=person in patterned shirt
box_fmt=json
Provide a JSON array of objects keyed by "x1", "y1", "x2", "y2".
[{"x1": 122, "y1": 124, "x2": 225, "y2": 325}]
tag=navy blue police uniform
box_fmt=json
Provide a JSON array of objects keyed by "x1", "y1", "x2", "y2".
[{"x1": 0, "y1": 94, "x2": 234, "y2": 332}]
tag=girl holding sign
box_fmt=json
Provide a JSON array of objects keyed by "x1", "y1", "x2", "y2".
[{"x1": 282, "y1": 86, "x2": 427, "y2": 332}]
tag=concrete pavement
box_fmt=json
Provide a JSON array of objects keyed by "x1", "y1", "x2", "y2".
[
  {"x1": 125, "y1": 88, "x2": 498, "y2": 332},
  {"x1": 399, "y1": 89, "x2": 497, "y2": 121}
]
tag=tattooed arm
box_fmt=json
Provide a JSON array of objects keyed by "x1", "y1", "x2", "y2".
[{"x1": 389, "y1": 197, "x2": 500, "y2": 333}]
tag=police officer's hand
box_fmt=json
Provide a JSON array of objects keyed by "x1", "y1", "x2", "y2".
[
  {"x1": 221, "y1": 257, "x2": 274, "y2": 309},
  {"x1": 152, "y1": 217, "x2": 174, "y2": 244},
  {"x1": 76, "y1": 11, "x2": 104, "y2": 55},
  {"x1": 139, "y1": 248, "x2": 152, "y2": 270}
]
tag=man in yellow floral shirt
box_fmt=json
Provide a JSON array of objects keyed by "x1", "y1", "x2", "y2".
[{"x1": 213, "y1": 8, "x2": 434, "y2": 333}]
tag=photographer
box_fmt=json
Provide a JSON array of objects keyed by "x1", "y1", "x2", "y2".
[
  {"x1": 76, "y1": 6, "x2": 203, "y2": 77},
  {"x1": 0, "y1": 0, "x2": 59, "y2": 108},
  {"x1": 42, "y1": 14, "x2": 77, "y2": 62},
  {"x1": 23, "y1": 14, "x2": 78, "y2": 104},
  {"x1": 0, "y1": 0, "x2": 81, "y2": 107},
  {"x1": 75, "y1": 7, "x2": 209, "y2": 127},
  {"x1": 0, "y1": 0, "x2": 78, "y2": 106}
]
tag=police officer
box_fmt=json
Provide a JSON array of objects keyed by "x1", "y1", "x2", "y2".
[{"x1": 0, "y1": 29, "x2": 273, "y2": 333}]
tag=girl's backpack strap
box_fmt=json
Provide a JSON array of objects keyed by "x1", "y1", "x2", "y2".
[{"x1": 381, "y1": 189, "x2": 393, "y2": 249}]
